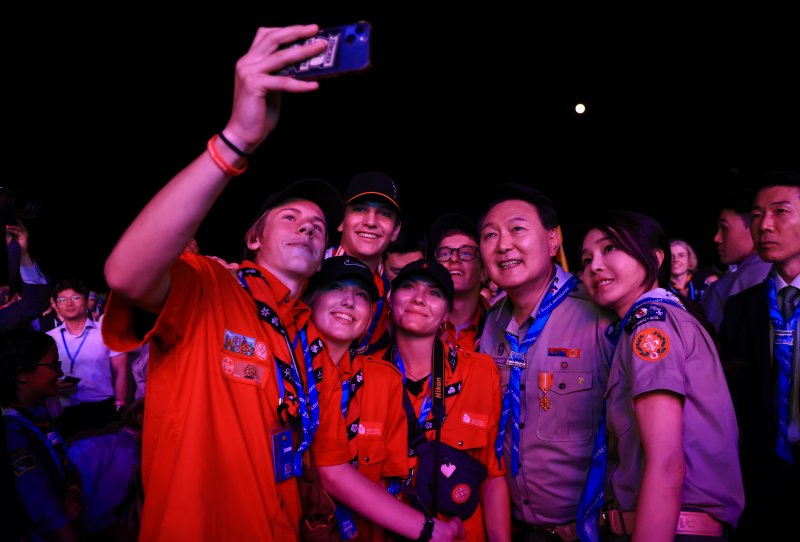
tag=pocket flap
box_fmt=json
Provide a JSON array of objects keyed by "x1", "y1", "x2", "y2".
[{"x1": 549, "y1": 372, "x2": 592, "y2": 395}]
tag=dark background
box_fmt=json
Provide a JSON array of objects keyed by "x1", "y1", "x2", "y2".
[{"x1": 4, "y1": 8, "x2": 799, "y2": 292}]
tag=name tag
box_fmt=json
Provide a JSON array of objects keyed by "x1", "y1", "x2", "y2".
[{"x1": 272, "y1": 429, "x2": 295, "y2": 481}]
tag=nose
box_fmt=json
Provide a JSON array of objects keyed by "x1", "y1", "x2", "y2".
[
  {"x1": 495, "y1": 230, "x2": 511, "y2": 253},
  {"x1": 713, "y1": 229, "x2": 723, "y2": 244},
  {"x1": 758, "y1": 212, "x2": 775, "y2": 231},
  {"x1": 340, "y1": 289, "x2": 355, "y2": 307},
  {"x1": 298, "y1": 221, "x2": 316, "y2": 237},
  {"x1": 362, "y1": 208, "x2": 378, "y2": 227}
]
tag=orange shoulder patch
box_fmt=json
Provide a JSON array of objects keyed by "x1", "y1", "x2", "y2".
[{"x1": 632, "y1": 327, "x2": 671, "y2": 362}]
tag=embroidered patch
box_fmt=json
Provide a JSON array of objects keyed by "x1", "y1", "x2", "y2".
[
  {"x1": 445, "y1": 381, "x2": 463, "y2": 397},
  {"x1": 461, "y1": 411, "x2": 488, "y2": 428},
  {"x1": 313, "y1": 366, "x2": 324, "y2": 384},
  {"x1": 222, "y1": 357, "x2": 267, "y2": 384},
  {"x1": 451, "y1": 483, "x2": 471, "y2": 504},
  {"x1": 350, "y1": 370, "x2": 364, "y2": 395},
  {"x1": 255, "y1": 341, "x2": 268, "y2": 360},
  {"x1": 221, "y1": 356, "x2": 234, "y2": 375},
  {"x1": 548, "y1": 347, "x2": 581, "y2": 358},
  {"x1": 448, "y1": 349, "x2": 459, "y2": 372},
  {"x1": 497, "y1": 343, "x2": 505, "y2": 356},
  {"x1": 308, "y1": 338, "x2": 324, "y2": 359},
  {"x1": 358, "y1": 422, "x2": 383, "y2": 437},
  {"x1": 625, "y1": 304, "x2": 667, "y2": 334},
  {"x1": 633, "y1": 328, "x2": 671, "y2": 362},
  {"x1": 347, "y1": 417, "x2": 361, "y2": 441},
  {"x1": 223, "y1": 330, "x2": 256, "y2": 356},
  {"x1": 10, "y1": 449, "x2": 36, "y2": 476}
]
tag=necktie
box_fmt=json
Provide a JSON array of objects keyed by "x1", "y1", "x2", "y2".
[{"x1": 771, "y1": 282, "x2": 799, "y2": 464}]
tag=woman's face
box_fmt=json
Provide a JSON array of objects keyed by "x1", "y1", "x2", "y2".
[
  {"x1": 670, "y1": 243, "x2": 690, "y2": 276},
  {"x1": 21, "y1": 345, "x2": 63, "y2": 401},
  {"x1": 310, "y1": 279, "x2": 372, "y2": 345},
  {"x1": 390, "y1": 277, "x2": 449, "y2": 337},
  {"x1": 581, "y1": 228, "x2": 649, "y2": 318}
]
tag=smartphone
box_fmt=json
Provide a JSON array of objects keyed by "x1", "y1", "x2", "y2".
[
  {"x1": 277, "y1": 22, "x2": 371, "y2": 80},
  {"x1": 61, "y1": 376, "x2": 81, "y2": 385}
]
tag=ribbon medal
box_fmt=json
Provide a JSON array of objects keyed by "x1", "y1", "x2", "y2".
[{"x1": 538, "y1": 371, "x2": 553, "y2": 411}]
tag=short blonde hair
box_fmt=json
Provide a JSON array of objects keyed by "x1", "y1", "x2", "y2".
[{"x1": 669, "y1": 239, "x2": 698, "y2": 273}]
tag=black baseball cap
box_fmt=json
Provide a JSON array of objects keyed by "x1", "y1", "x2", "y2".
[
  {"x1": 429, "y1": 213, "x2": 478, "y2": 250},
  {"x1": 305, "y1": 256, "x2": 379, "y2": 300},
  {"x1": 343, "y1": 171, "x2": 401, "y2": 212},
  {"x1": 253, "y1": 178, "x2": 344, "y2": 233},
  {"x1": 390, "y1": 258, "x2": 454, "y2": 304}
]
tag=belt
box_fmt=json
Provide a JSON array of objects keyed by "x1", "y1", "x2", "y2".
[
  {"x1": 529, "y1": 521, "x2": 579, "y2": 542},
  {"x1": 606, "y1": 510, "x2": 723, "y2": 537}
]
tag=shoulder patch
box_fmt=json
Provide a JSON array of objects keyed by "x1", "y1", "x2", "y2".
[
  {"x1": 10, "y1": 449, "x2": 36, "y2": 477},
  {"x1": 625, "y1": 303, "x2": 667, "y2": 334},
  {"x1": 632, "y1": 327, "x2": 671, "y2": 362}
]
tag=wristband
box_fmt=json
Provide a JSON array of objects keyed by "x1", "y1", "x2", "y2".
[
  {"x1": 415, "y1": 512, "x2": 434, "y2": 542},
  {"x1": 218, "y1": 131, "x2": 251, "y2": 157}
]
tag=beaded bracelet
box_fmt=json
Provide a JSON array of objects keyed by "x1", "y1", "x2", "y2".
[{"x1": 207, "y1": 135, "x2": 247, "y2": 177}]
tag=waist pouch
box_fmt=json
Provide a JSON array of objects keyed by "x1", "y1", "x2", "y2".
[{"x1": 412, "y1": 439, "x2": 487, "y2": 520}]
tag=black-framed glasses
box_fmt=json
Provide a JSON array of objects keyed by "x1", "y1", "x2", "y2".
[
  {"x1": 33, "y1": 360, "x2": 62, "y2": 371},
  {"x1": 56, "y1": 295, "x2": 85, "y2": 305},
  {"x1": 434, "y1": 245, "x2": 479, "y2": 262}
]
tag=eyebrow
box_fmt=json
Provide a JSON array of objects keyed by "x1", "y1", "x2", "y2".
[
  {"x1": 280, "y1": 207, "x2": 325, "y2": 223},
  {"x1": 480, "y1": 215, "x2": 529, "y2": 231}
]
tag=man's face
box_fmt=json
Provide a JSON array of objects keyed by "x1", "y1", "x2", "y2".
[
  {"x1": 436, "y1": 233, "x2": 485, "y2": 295},
  {"x1": 338, "y1": 198, "x2": 400, "y2": 263},
  {"x1": 479, "y1": 199, "x2": 559, "y2": 295},
  {"x1": 54, "y1": 289, "x2": 87, "y2": 320},
  {"x1": 384, "y1": 251, "x2": 424, "y2": 282},
  {"x1": 249, "y1": 199, "x2": 327, "y2": 282},
  {"x1": 714, "y1": 209, "x2": 754, "y2": 265},
  {"x1": 751, "y1": 186, "x2": 800, "y2": 268}
]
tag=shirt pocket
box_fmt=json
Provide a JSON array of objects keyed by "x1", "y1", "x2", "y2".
[
  {"x1": 218, "y1": 348, "x2": 272, "y2": 389},
  {"x1": 443, "y1": 415, "x2": 489, "y2": 452},
  {"x1": 536, "y1": 371, "x2": 594, "y2": 442},
  {"x1": 356, "y1": 432, "x2": 389, "y2": 482}
]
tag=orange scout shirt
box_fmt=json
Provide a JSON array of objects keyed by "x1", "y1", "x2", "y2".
[
  {"x1": 378, "y1": 344, "x2": 505, "y2": 541},
  {"x1": 328, "y1": 351, "x2": 409, "y2": 541},
  {"x1": 444, "y1": 297, "x2": 489, "y2": 352},
  {"x1": 102, "y1": 254, "x2": 351, "y2": 542}
]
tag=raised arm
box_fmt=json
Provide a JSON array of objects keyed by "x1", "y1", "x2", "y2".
[{"x1": 104, "y1": 25, "x2": 326, "y2": 311}]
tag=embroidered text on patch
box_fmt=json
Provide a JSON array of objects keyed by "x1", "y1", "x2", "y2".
[{"x1": 625, "y1": 303, "x2": 667, "y2": 334}]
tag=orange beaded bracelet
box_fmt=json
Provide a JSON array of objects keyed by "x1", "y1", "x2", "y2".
[{"x1": 207, "y1": 135, "x2": 247, "y2": 176}]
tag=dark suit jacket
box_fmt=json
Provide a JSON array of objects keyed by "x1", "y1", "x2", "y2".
[{"x1": 720, "y1": 282, "x2": 799, "y2": 537}]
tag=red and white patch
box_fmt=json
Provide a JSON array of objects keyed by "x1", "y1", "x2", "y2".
[
  {"x1": 221, "y1": 356, "x2": 234, "y2": 375},
  {"x1": 451, "y1": 484, "x2": 471, "y2": 504},
  {"x1": 255, "y1": 342, "x2": 268, "y2": 360},
  {"x1": 358, "y1": 422, "x2": 383, "y2": 436},
  {"x1": 633, "y1": 328, "x2": 671, "y2": 362},
  {"x1": 461, "y1": 411, "x2": 488, "y2": 428}
]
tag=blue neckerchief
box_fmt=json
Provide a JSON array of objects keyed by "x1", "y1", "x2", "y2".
[
  {"x1": 358, "y1": 266, "x2": 391, "y2": 351},
  {"x1": 766, "y1": 277, "x2": 799, "y2": 464},
  {"x1": 495, "y1": 274, "x2": 579, "y2": 476},
  {"x1": 577, "y1": 292, "x2": 685, "y2": 542},
  {"x1": 236, "y1": 267, "x2": 319, "y2": 476},
  {"x1": 395, "y1": 349, "x2": 433, "y2": 428},
  {"x1": 61, "y1": 327, "x2": 90, "y2": 374}
]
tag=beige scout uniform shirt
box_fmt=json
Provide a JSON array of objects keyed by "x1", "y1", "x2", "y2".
[
  {"x1": 606, "y1": 288, "x2": 744, "y2": 526},
  {"x1": 480, "y1": 265, "x2": 614, "y2": 526}
]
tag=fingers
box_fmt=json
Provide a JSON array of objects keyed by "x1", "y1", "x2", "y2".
[{"x1": 247, "y1": 24, "x2": 320, "y2": 57}]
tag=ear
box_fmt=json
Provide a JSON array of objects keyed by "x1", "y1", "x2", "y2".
[
  {"x1": 654, "y1": 248, "x2": 665, "y2": 268},
  {"x1": 547, "y1": 228, "x2": 560, "y2": 258},
  {"x1": 245, "y1": 224, "x2": 261, "y2": 252},
  {"x1": 337, "y1": 221, "x2": 344, "y2": 234},
  {"x1": 389, "y1": 222, "x2": 401, "y2": 243}
]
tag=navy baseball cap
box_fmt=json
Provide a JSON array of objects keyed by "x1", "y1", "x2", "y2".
[
  {"x1": 390, "y1": 258, "x2": 454, "y2": 304},
  {"x1": 429, "y1": 213, "x2": 479, "y2": 250},
  {"x1": 305, "y1": 256, "x2": 379, "y2": 300},
  {"x1": 253, "y1": 178, "x2": 344, "y2": 233},
  {"x1": 343, "y1": 171, "x2": 401, "y2": 212}
]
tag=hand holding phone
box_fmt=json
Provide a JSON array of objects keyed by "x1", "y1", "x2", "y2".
[{"x1": 277, "y1": 22, "x2": 372, "y2": 80}]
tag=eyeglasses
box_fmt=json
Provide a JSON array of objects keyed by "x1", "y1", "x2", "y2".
[
  {"x1": 434, "y1": 245, "x2": 480, "y2": 262},
  {"x1": 56, "y1": 295, "x2": 85, "y2": 305},
  {"x1": 33, "y1": 360, "x2": 62, "y2": 371}
]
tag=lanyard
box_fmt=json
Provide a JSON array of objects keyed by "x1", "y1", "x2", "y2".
[
  {"x1": 577, "y1": 292, "x2": 685, "y2": 542},
  {"x1": 395, "y1": 349, "x2": 433, "y2": 428},
  {"x1": 496, "y1": 274, "x2": 579, "y2": 475},
  {"x1": 61, "y1": 327, "x2": 89, "y2": 374},
  {"x1": 766, "y1": 277, "x2": 799, "y2": 464},
  {"x1": 237, "y1": 267, "x2": 320, "y2": 475}
]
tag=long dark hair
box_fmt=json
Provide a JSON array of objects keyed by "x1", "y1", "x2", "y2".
[{"x1": 577, "y1": 211, "x2": 671, "y2": 289}]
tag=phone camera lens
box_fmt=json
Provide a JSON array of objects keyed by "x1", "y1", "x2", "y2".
[
  {"x1": 345, "y1": 33, "x2": 356, "y2": 44},
  {"x1": 355, "y1": 24, "x2": 365, "y2": 34}
]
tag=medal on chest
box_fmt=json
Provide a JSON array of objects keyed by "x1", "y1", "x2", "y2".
[{"x1": 538, "y1": 371, "x2": 553, "y2": 411}]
